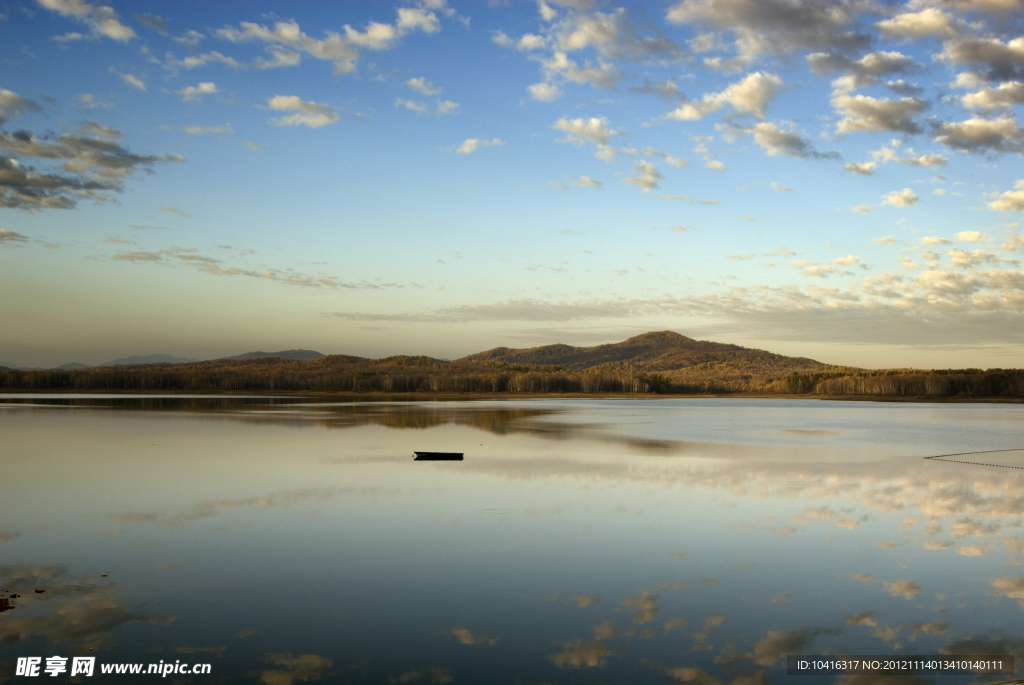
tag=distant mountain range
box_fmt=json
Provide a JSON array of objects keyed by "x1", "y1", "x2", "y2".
[
  {"x1": 221, "y1": 349, "x2": 323, "y2": 362},
  {"x1": 1, "y1": 349, "x2": 323, "y2": 370}
]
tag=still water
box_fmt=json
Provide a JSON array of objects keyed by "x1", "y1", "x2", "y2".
[{"x1": 1, "y1": 395, "x2": 1023, "y2": 684}]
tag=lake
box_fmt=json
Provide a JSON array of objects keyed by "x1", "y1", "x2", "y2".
[{"x1": 1, "y1": 395, "x2": 1023, "y2": 684}]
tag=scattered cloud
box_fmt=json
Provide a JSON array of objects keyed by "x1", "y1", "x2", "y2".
[
  {"x1": 0, "y1": 228, "x2": 30, "y2": 245},
  {"x1": 666, "y1": 0, "x2": 870, "y2": 58},
  {"x1": 183, "y1": 124, "x2": 233, "y2": 135},
  {"x1": 37, "y1": 0, "x2": 136, "y2": 41},
  {"x1": 168, "y1": 51, "x2": 243, "y2": 70},
  {"x1": 876, "y1": 7, "x2": 958, "y2": 39},
  {"x1": 217, "y1": 9, "x2": 445, "y2": 76},
  {"x1": 0, "y1": 125, "x2": 182, "y2": 210},
  {"x1": 528, "y1": 81, "x2": 561, "y2": 101},
  {"x1": 455, "y1": 138, "x2": 504, "y2": 155},
  {"x1": 405, "y1": 76, "x2": 441, "y2": 95},
  {"x1": 178, "y1": 81, "x2": 217, "y2": 102},
  {"x1": 114, "y1": 71, "x2": 146, "y2": 91},
  {"x1": 267, "y1": 95, "x2": 339, "y2": 128},
  {"x1": 394, "y1": 97, "x2": 458, "y2": 115},
  {"x1": 623, "y1": 160, "x2": 662, "y2": 191},
  {"x1": 991, "y1": 180, "x2": 1024, "y2": 212},
  {"x1": 113, "y1": 246, "x2": 397, "y2": 290},
  {"x1": 663, "y1": 71, "x2": 783, "y2": 121},
  {"x1": 883, "y1": 188, "x2": 919, "y2": 207},
  {"x1": 0, "y1": 89, "x2": 42, "y2": 125},
  {"x1": 746, "y1": 121, "x2": 839, "y2": 159},
  {"x1": 934, "y1": 114, "x2": 1024, "y2": 153},
  {"x1": 833, "y1": 93, "x2": 926, "y2": 135}
]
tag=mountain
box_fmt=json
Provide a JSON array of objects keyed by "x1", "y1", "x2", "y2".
[
  {"x1": 222, "y1": 349, "x2": 323, "y2": 361},
  {"x1": 53, "y1": 362, "x2": 91, "y2": 370},
  {"x1": 460, "y1": 331, "x2": 825, "y2": 373},
  {"x1": 0, "y1": 361, "x2": 20, "y2": 370},
  {"x1": 102, "y1": 354, "x2": 199, "y2": 366},
  {"x1": 3, "y1": 331, "x2": 1021, "y2": 398}
]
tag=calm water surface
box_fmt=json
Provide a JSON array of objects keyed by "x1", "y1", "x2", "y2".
[{"x1": 1, "y1": 396, "x2": 1023, "y2": 684}]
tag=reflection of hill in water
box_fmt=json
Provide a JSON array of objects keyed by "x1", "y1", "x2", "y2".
[{"x1": 2, "y1": 396, "x2": 680, "y2": 453}]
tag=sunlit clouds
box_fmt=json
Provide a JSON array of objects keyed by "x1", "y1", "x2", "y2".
[{"x1": 5, "y1": 0, "x2": 1024, "y2": 366}]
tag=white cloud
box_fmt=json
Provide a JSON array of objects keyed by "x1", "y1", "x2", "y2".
[
  {"x1": 876, "y1": 8, "x2": 957, "y2": 39},
  {"x1": 553, "y1": 116, "x2": 614, "y2": 146},
  {"x1": 991, "y1": 180, "x2": 1024, "y2": 212},
  {"x1": 406, "y1": 77, "x2": 441, "y2": 95},
  {"x1": 178, "y1": 82, "x2": 217, "y2": 102},
  {"x1": 115, "y1": 71, "x2": 146, "y2": 91},
  {"x1": 255, "y1": 46, "x2": 301, "y2": 69},
  {"x1": 623, "y1": 160, "x2": 662, "y2": 191},
  {"x1": 528, "y1": 82, "x2": 561, "y2": 102},
  {"x1": 217, "y1": 10, "x2": 443, "y2": 76},
  {"x1": 845, "y1": 162, "x2": 876, "y2": 175},
  {"x1": 37, "y1": 0, "x2": 135, "y2": 41},
  {"x1": 962, "y1": 81, "x2": 1024, "y2": 111},
  {"x1": 934, "y1": 115, "x2": 1024, "y2": 153},
  {"x1": 665, "y1": 71, "x2": 782, "y2": 121},
  {"x1": 395, "y1": 98, "x2": 456, "y2": 115},
  {"x1": 267, "y1": 95, "x2": 339, "y2": 128},
  {"x1": 395, "y1": 98, "x2": 428, "y2": 113},
  {"x1": 436, "y1": 100, "x2": 459, "y2": 115},
  {"x1": 455, "y1": 138, "x2": 504, "y2": 155},
  {"x1": 517, "y1": 33, "x2": 546, "y2": 51},
  {"x1": 860, "y1": 142, "x2": 947, "y2": 169},
  {"x1": 397, "y1": 7, "x2": 440, "y2": 34},
  {"x1": 921, "y1": 236, "x2": 950, "y2": 246},
  {"x1": 883, "y1": 188, "x2": 919, "y2": 207},
  {"x1": 576, "y1": 176, "x2": 602, "y2": 188},
  {"x1": 491, "y1": 30, "x2": 514, "y2": 48},
  {"x1": 955, "y1": 231, "x2": 988, "y2": 242},
  {"x1": 169, "y1": 51, "x2": 243, "y2": 70}
]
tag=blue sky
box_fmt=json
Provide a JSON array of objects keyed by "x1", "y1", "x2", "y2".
[{"x1": 3, "y1": 0, "x2": 1024, "y2": 368}]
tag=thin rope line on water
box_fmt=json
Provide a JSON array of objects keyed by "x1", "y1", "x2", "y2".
[{"x1": 923, "y1": 447, "x2": 1024, "y2": 470}]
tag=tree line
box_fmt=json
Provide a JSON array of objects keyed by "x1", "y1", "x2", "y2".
[{"x1": 2, "y1": 356, "x2": 1022, "y2": 398}]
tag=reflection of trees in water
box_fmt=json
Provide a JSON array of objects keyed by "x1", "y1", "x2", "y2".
[
  {"x1": 2, "y1": 397, "x2": 682, "y2": 452},
  {"x1": 0, "y1": 563, "x2": 169, "y2": 651}
]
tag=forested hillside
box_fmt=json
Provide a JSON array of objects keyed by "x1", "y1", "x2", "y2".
[{"x1": 2, "y1": 332, "x2": 1022, "y2": 399}]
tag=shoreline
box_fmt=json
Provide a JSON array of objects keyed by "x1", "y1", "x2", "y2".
[{"x1": 2, "y1": 389, "x2": 1022, "y2": 403}]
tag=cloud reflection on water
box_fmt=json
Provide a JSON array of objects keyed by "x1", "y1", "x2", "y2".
[
  {"x1": 5, "y1": 397, "x2": 1024, "y2": 682},
  {"x1": 0, "y1": 563, "x2": 168, "y2": 651}
]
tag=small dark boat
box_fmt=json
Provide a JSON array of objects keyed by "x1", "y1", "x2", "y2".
[{"x1": 414, "y1": 451, "x2": 464, "y2": 461}]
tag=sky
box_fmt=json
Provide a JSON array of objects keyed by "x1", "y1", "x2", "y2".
[{"x1": 2, "y1": 0, "x2": 1024, "y2": 369}]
